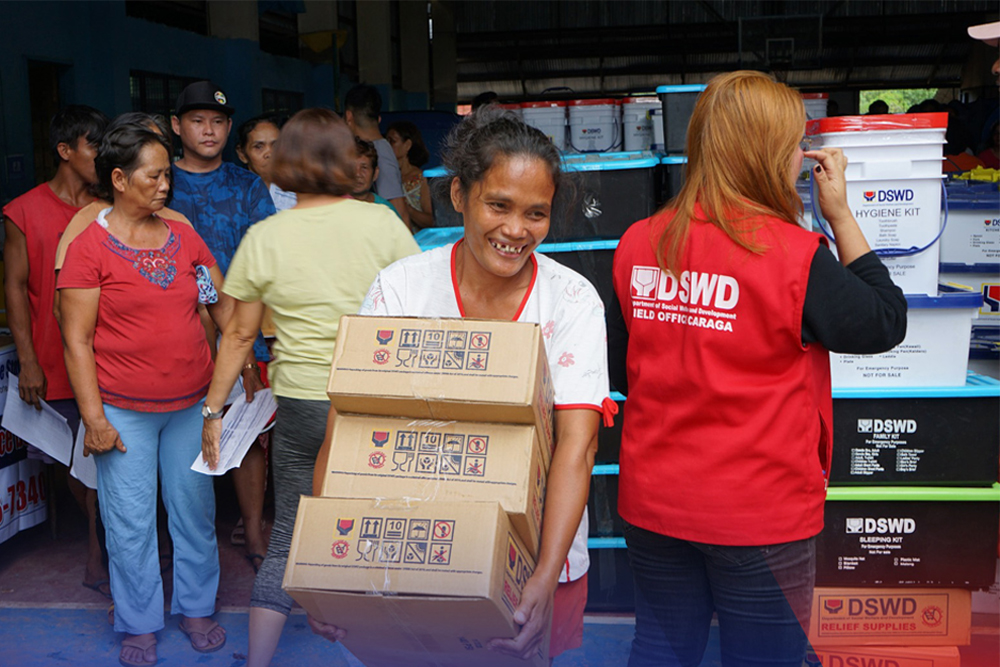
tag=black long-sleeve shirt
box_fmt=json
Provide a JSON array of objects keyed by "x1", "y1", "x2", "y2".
[{"x1": 607, "y1": 247, "x2": 908, "y2": 394}]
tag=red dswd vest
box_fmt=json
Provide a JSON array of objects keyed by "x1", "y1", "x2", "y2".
[{"x1": 612, "y1": 210, "x2": 832, "y2": 546}]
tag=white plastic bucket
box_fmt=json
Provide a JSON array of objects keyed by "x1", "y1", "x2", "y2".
[
  {"x1": 622, "y1": 97, "x2": 660, "y2": 152},
  {"x1": 802, "y1": 93, "x2": 828, "y2": 121},
  {"x1": 651, "y1": 108, "x2": 665, "y2": 152},
  {"x1": 497, "y1": 102, "x2": 523, "y2": 120},
  {"x1": 522, "y1": 101, "x2": 567, "y2": 150},
  {"x1": 568, "y1": 99, "x2": 620, "y2": 153},
  {"x1": 830, "y1": 289, "x2": 980, "y2": 387},
  {"x1": 807, "y1": 113, "x2": 948, "y2": 296}
]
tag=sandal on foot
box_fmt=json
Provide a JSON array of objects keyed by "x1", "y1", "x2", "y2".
[
  {"x1": 245, "y1": 553, "x2": 265, "y2": 574},
  {"x1": 179, "y1": 618, "x2": 227, "y2": 654},
  {"x1": 82, "y1": 579, "x2": 112, "y2": 600},
  {"x1": 119, "y1": 634, "x2": 156, "y2": 667},
  {"x1": 230, "y1": 518, "x2": 246, "y2": 546}
]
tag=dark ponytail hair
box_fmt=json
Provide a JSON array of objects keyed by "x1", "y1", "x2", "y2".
[{"x1": 435, "y1": 105, "x2": 563, "y2": 204}]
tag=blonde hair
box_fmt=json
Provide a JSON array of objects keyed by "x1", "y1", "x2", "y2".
[{"x1": 655, "y1": 71, "x2": 805, "y2": 274}]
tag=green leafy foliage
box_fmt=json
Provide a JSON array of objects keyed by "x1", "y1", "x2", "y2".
[{"x1": 860, "y1": 89, "x2": 938, "y2": 114}]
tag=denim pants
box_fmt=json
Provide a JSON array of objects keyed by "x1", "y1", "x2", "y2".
[
  {"x1": 624, "y1": 521, "x2": 815, "y2": 667},
  {"x1": 95, "y1": 401, "x2": 219, "y2": 635}
]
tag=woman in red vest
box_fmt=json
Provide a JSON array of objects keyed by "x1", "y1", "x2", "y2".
[{"x1": 609, "y1": 71, "x2": 907, "y2": 666}]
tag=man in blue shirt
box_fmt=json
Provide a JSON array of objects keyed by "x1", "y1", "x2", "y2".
[{"x1": 170, "y1": 80, "x2": 273, "y2": 593}]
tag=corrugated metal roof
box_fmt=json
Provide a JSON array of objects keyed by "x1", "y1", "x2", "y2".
[{"x1": 451, "y1": 0, "x2": 997, "y2": 100}]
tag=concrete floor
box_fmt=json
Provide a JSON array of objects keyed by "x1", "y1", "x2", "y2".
[{"x1": 0, "y1": 473, "x2": 996, "y2": 667}]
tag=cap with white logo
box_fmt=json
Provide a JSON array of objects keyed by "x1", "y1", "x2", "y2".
[{"x1": 175, "y1": 80, "x2": 235, "y2": 117}]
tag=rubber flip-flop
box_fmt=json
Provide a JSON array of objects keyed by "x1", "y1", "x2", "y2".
[
  {"x1": 119, "y1": 634, "x2": 156, "y2": 667},
  {"x1": 82, "y1": 579, "x2": 112, "y2": 600},
  {"x1": 179, "y1": 619, "x2": 227, "y2": 654},
  {"x1": 245, "y1": 553, "x2": 265, "y2": 574},
  {"x1": 230, "y1": 518, "x2": 246, "y2": 546}
]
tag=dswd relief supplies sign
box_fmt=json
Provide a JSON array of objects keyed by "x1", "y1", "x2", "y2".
[
  {"x1": 628, "y1": 265, "x2": 740, "y2": 333},
  {"x1": 284, "y1": 497, "x2": 547, "y2": 667},
  {"x1": 317, "y1": 415, "x2": 547, "y2": 556},
  {"x1": 817, "y1": 488, "x2": 1000, "y2": 588},
  {"x1": 328, "y1": 316, "x2": 555, "y2": 467},
  {"x1": 805, "y1": 645, "x2": 961, "y2": 666},
  {"x1": 808, "y1": 588, "x2": 971, "y2": 646}
]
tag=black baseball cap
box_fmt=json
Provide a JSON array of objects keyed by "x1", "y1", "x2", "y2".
[{"x1": 174, "y1": 80, "x2": 235, "y2": 117}]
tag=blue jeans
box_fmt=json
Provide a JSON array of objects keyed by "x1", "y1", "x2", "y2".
[
  {"x1": 95, "y1": 401, "x2": 218, "y2": 635},
  {"x1": 624, "y1": 521, "x2": 815, "y2": 667}
]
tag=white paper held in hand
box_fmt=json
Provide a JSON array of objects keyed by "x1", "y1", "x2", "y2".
[
  {"x1": 70, "y1": 425, "x2": 98, "y2": 490},
  {"x1": 192, "y1": 389, "x2": 277, "y2": 476},
  {"x1": 1, "y1": 374, "x2": 74, "y2": 466}
]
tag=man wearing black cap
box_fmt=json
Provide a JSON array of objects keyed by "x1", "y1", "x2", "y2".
[{"x1": 170, "y1": 80, "x2": 272, "y2": 578}]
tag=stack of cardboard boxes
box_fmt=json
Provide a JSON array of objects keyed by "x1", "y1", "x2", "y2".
[{"x1": 284, "y1": 316, "x2": 554, "y2": 667}]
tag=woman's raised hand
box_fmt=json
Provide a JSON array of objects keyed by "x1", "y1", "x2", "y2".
[{"x1": 804, "y1": 147, "x2": 852, "y2": 226}]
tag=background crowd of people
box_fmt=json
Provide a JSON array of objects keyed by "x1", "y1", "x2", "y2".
[{"x1": 0, "y1": 67, "x2": 926, "y2": 667}]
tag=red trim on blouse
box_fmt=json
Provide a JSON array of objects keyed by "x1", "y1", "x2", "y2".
[
  {"x1": 450, "y1": 241, "x2": 466, "y2": 317},
  {"x1": 555, "y1": 399, "x2": 618, "y2": 428},
  {"x1": 449, "y1": 238, "x2": 539, "y2": 322}
]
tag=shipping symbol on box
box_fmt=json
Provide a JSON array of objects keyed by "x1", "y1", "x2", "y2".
[
  {"x1": 359, "y1": 517, "x2": 383, "y2": 539},
  {"x1": 371, "y1": 429, "x2": 491, "y2": 478},
  {"x1": 385, "y1": 326, "x2": 491, "y2": 370},
  {"x1": 439, "y1": 454, "x2": 462, "y2": 475},
  {"x1": 404, "y1": 541, "x2": 428, "y2": 564},
  {"x1": 443, "y1": 350, "x2": 466, "y2": 369},
  {"x1": 430, "y1": 543, "x2": 453, "y2": 565},
  {"x1": 407, "y1": 519, "x2": 431, "y2": 541},
  {"x1": 346, "y1": 516, "x2": 458, "y2": 566}
]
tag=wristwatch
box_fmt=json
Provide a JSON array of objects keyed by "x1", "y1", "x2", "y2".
[{"x1": 202, "y1": 403, "x2": 224, "y2": 420}]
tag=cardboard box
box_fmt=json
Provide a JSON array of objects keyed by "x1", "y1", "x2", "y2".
[
  {"x1": 806, "y1": 645, "x2": 961, "y2": 667},
  {"x1": 317, "y1": 414, "x2": 546, "y2": 556},
  {"x1": 328, "y1": 316, "x2": 555, "y2": 467},
  {"x1": 808, "y1": 588, "x2": 971, "y2": 646},
  {"x1": 284, "y1": 496, "x2": 547, "y2": 667}
]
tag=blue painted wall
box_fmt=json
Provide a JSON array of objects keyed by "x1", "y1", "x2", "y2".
[{"x1": 0, "y1": 0, "x2": 335, "y2": 204}]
